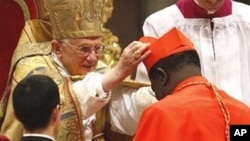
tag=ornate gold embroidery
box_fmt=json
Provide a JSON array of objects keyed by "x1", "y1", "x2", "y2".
[
  {"x1": 47, "y1": 0, "x2": 103, "y2": 39},
  {"x1": 100, "y1": 0, "x2": 121, "y2": 68}
]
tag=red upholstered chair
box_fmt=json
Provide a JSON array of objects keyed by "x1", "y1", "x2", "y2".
[
  {"x1": 0, "y1": 134, "x2": 10, "y2": 141},
  {"x1": 0, "y1": 0, "x2": 38, "y2": 99}
]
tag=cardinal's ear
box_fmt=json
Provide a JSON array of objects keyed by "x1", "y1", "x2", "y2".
[{"x1": 156, "y1": 67, "x2": 168, "y2": 86}]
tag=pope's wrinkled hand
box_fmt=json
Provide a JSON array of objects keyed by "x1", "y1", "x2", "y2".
[
  {"x1": 102, "y1": 41, "x2": 151, "y2": 91},
  {"x1": 116, "y1": 41, "x2": 151, "y2": 76}
]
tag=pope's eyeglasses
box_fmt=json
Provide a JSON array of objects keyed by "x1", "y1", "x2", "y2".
[{"x1": 61, "y1": 41, "x2": 104, "y2": 57}]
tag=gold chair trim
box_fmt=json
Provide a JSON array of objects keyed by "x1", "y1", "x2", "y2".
[{"x1": 14, "y1": 0, "x2": 30, "y2": 21}]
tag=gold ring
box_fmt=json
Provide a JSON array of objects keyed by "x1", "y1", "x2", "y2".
[{"x1": 133, "y1": 50, "x2": 141, "y2": 59}]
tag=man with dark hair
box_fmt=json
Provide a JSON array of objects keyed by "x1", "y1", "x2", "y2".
[
  {"x1": 13, "y1": 75, "x2": 60, "y2": 141},
  {"x1": 133, "y1": 28, "x2": 250, "y2": 141}
]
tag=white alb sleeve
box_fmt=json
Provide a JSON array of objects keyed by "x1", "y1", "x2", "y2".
[
  {"x1": 109, "y1": 86, "x2": 157, "y2": 135},
  {"x1": 72, "y1": 72, "x2": 111, "y2": 119}
]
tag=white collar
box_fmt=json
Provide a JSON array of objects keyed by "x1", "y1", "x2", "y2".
[
  {"x1": 51, "y1": 52, "x2": 70, "y2": 77},
  {"x1": 23, "y1": 133, "x2": 55, "y2": 141}
]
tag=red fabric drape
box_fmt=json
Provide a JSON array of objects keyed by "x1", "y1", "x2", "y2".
[
  {"x1": 0, "y1": 0, "x2": 38, "y2": 99},
  {"x1": 24, "y1": 0, "x2": 38, "y2": 19}
]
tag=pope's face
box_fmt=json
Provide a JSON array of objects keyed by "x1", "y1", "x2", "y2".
[
  {"x1": 52, "y1": 37, "x2": 103, "y2": 75},
  {"x1": 195, "y1": 0, "x2": 225, "y2": 13}
]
